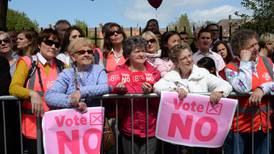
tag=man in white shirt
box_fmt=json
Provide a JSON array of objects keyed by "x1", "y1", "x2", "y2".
[{"x1": 193, "y1": 28, "x2": 225, "y2": 72}]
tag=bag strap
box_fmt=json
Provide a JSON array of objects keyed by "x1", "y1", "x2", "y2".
[
  {"x1": 103, "y1": 57, "x2": 107, "y2": 69},
  {"x1": 262, "y1": 56, "x2": 274, "y2": 81},
  {"x1": 54, "y1": 57, "x2": 65, "y2": 73},
  {"x1": 93, "y1": 49, "x2": 100, "y2": 65},
  {"x1": 36, "y1": 66, "x2": 45, "y2": 94},
  {"x1": 24, "y1": 56, "x2": 38, "y2": 88}
]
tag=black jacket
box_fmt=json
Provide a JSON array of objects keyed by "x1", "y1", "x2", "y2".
[{"x1": 0, "y1": 56, "x2": 11, "y2": 96}]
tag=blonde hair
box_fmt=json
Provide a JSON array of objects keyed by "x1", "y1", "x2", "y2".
[
  {"x1": 141, "y1": 31, "x2": 160, "y2": 51},
  {"x1": 0, "y1": 31, "x2": 12, "y2": 44},
  {"x1": 67, "y1": 38, "x2": 92, "y2": 54},
  {"x1": 260, "y1": 33, "x2": 274, "y2": 44}
]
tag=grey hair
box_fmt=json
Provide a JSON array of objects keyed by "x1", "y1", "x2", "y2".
[
  {"x1": 122, "y1": 36, "x2": 147, "y2": 59},
  {"x1": 230, "y1": 29, "x2": 258, "y2": 57}
]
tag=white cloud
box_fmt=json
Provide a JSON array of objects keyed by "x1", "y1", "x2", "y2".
[
  {"x1": 190, "y1": 5, "x2": 239, "y2": 23},
  {"x1": 124, "y1": 0, "x2": 252, "y2": 27},
  {"x1": 169, "y1": 0, "x2": 217, "y2": 7},
  {"x1": 124, "y1": 0, "x2": 172, "y2": 26}
]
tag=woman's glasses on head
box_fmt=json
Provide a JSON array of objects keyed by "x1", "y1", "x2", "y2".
[
  {"x1": 43, "y1": 40, "x2": 60, "y2": 48},
  {"x1": 75, "y1": 50, "x2": 93, "y2": 55},
  {"x1": 147, "y1": 39, "x2": 156, "y2": 44},
  {"x1": 0, "y1": 38, "x2": 10, "y2": 44}
]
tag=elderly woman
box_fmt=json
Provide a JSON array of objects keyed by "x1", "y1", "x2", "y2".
[
  {"x1": 154, "y1": 44, "x2": 232, "y2": 153},
  {"x1": 154, "y1": 44, "x2": 232, "y2": 100},
  {"x1": 108, "y1": 36, "x2": 160, "y2": 154},
  {"x1": 45, "y1": 37, "x2": 110, "y2": 111},
  {"x1": 9, "y1": 28, "x2": 63, "y2": 154},
  {"x1": 224, "y1": 29, "x2": 273, "y2": 154},
  {"x1": 0, "y1": 31, "x2": 19, "y2": 76},
  {"x1": 259, "y1": 33, "x2": 274, "y2": 60}
]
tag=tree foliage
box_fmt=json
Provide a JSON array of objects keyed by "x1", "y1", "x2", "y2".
[
  {"x1": 168, "y1": 14, "x2": 192, "y2": 36},
  {"x1": 7, "y1": 9, "x2": 39, "y2": 31},
  {"x1": 74, "y1": 19, "x2": 88, "y2": 36},
  {"x1": 237, "y1": 0, "x2": 274, "y2": 33}
]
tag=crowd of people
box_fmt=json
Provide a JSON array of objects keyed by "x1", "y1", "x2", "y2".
[{"x1": 0, "y1": 19, "x2": 274, "y2": 154}]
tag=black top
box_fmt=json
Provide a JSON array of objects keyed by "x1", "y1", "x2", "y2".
[{"x1": 0, "y1": 56, "x2": 11, "y2": 96}]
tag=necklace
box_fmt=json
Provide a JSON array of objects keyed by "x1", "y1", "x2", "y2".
[{"x1": 112, "y1": 48, "x2": 123, "y2": 64}]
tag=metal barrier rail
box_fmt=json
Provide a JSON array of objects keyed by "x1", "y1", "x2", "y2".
[
  {"x1": 0, "y1": 92, "x2": 258, "y2": 100},
  {"x1": 0, "y1": 93, "x2": 273, "y2": 154}
]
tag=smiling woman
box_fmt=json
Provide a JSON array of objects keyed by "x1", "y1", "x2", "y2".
[
  {"x1": 108, "y1": 36, "x2": 161, "y2": 154},
  {"x1": 9, "y1": 28, "x2": 64, "y2": 154},
  {"x1": 45, "y1": 37, "x2": 110, "y2": 110},
  {"x1": 154, "y1": 44, "x2": 232, "y2": 153}
]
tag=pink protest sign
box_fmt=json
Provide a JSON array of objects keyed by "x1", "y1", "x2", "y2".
[
  {"x1": 42, "y1": 107, "x2": 104, "y2": 154},
  {"x1": 156, "y1": 92, "x2": 238, "y2": 148}
]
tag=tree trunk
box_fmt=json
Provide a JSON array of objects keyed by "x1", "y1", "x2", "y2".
[{"x1": 0, "y1": 0, "x2": 8, "y2": 31}]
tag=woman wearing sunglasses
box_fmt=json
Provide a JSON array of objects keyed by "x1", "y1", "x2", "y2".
[
  {"x1": 45, "y1": 37, "x2": 110, "y2": 111},
  {"x1": 141, "y1": 31, "x2": 162, "y2": 66},
  {"x1": 0, "y1": 31, "x2": 19, "y2": 76},
  {"x1": 103, "y1": 22, "x2": 127, "y2": 72},
  {"x1": 9, "y1": 28, "x2": 63, "y2": 154},
  {"x1": 153, "y1": 31, "x2": 181, "y2": 77}
]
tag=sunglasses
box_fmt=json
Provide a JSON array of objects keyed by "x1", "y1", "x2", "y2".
[
  {"x1": 109, "y1": 30, "x2": 122, "y2": 36},
  {"x1": 43, "y1": 40, "x2": 60, "y2": 48},
  {"x1": 71, "y1": 35, "x2": 83, "y2": 39},
  {"x1": 75, "y1": 50, "x2": 93, "y2": 55},
  {"x1": 147, "y1": 39, "x2": 156, "y2": 44},
  {"x1": 0, "y1": 39, "x2": 10, "y2": 44}
]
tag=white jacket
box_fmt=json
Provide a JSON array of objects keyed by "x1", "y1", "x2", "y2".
[{"x1": 154, "y1": 65, "x2": 232, "y2": 97}]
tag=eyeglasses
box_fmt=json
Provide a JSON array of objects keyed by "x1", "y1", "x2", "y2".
[
  {"x1": 43, "y1": 40, "x2": 60, "y2": 48},
  {"x1": 0, "y1": 39, "x2": 10, "y2": 44},
  {"x1": 109, "y1": 30, "x2": 122, "y2": 36},
  {"x1": 75, "y1": 50, "x2": 93, "y2": 55},
  {"x1": 147, "y1": 39, "x2": 156, "y2": 44}
]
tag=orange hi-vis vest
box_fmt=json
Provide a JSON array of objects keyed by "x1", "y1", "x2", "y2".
[
  {"x1": 21, "y1": 56, "x2": 59, "y2": 139},
  {"x1": 227, "y1": 56, "x2": 273, "y2": 133}
]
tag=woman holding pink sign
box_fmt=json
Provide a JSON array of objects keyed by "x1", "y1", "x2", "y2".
[
  {"x1": 154, "y1": 44, "x2": 232, "y2": 102},
  {"x1": 154, "y1": 43, "x2": 232, "y2": 153}
]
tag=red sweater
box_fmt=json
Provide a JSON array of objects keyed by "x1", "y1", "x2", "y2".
[{"x1": 108, "y1": 62, "x2": 160, "y2": 137}]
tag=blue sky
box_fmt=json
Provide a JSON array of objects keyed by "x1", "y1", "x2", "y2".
[{"x1": 8, "y1": 0, "x2": 251, "y2": 28}]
